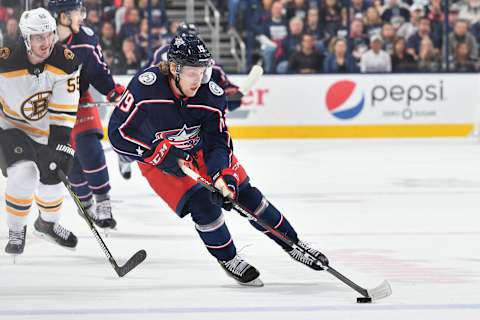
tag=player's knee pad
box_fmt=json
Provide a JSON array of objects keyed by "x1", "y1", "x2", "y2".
[
  {"x1": 0, "y1": 129, "x2": 36, "y2": 177},
  {"x1": 6, "y1": 161, "x2": 39, "y2": 196},
  {"x1": 187, "y1": 188, "x2": 222, "y2": 226}
]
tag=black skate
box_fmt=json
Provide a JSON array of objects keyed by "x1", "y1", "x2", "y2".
[
  {"x1": 33, "y1": 215, "x2": 77, "y2": 249},
  {"x1": 5, "y1": 226, "x2": 26, "y2": 255},
  {"x1": 94, "y1": 199, "x2": 117, "y2": 229},
  {"x1": 286, "y1": 240, "x2": 329, "y2": 271},
  {"x1": 118, "y1": 155, "x2": 132, "y2": 179},
  {"x1": 218, "y1": 255, "x2": 263, "y2": 287}
]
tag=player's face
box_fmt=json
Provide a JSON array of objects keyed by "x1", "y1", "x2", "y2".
[
  {"x1": 178, "y1": 66, "x2": 206, "y2": 97},
  {"x1": 29, "y1": 31, "x2": 56, "y2": 61},
  {"x1": 67, "y1": 7, "x2": 86, "y2": 33}
]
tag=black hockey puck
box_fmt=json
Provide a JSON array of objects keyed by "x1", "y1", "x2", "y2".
[{"x1": 357, "y1": 297, "x2": 372, "y2": 303}]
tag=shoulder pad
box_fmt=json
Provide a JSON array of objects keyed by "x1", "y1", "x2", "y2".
[
  {"x1": 0, "y1": 47, "x2": 11, "y2": 60},
  {"x1": 81, "y1": 26, "x2": 95, "y2": 37},
  {"x1": 208, "y1": 81, "x2": 224, "y2": 96},
  {"x1": 138, "y1": 71, "x2": 158, "y2": 86},
  {"x1": 45, "y1": 44, "x2": 81, "y2": 74}
]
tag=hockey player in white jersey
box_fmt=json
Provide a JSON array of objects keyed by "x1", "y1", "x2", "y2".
[{"x1": 0, "y1": 8, "x2": 80, "y2": 255}]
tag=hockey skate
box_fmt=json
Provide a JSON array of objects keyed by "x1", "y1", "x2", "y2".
[
  {"x1": 5, "y1": 226, "x2": 27, "y2": 256},
  {"x1": 33, "y1": 215, "x2": 78, "y2": 250},
  {"x1": 95, "y1": 199, "x2": 117, "y2": 229},
  {"x1": 79, "y1": 198, "x2": 117, "y2": 230},
  {"x1": 118, "y1": 155, "x2": 132, "y2": 180},
  {"x1": 218, "y1": 255, "x2": 263, "y2": 287},
  {"x1": 286, "y1": 240, "x2": 329, "y2": 271}
]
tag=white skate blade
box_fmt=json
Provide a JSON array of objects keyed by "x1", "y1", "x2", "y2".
[
  {"x1": 6, "y1": 253, "x2": 22, "y2": 264},
  {"x1": 33, "y1": 230, "x2": 77, "y2": 251},
  {"x1": 237, "y1": 277, "x2": 264, "y2": 287}
]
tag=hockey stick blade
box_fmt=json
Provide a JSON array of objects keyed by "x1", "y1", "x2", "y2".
[
  {"x1": 112, "y1": 249, "x2": 147, "y2": 277},
  {"x1": 366, "y1": 280, "x2": 392, "y2": 301},
  {"x1": 239, "y1": 65, "x2": 263, "y2": 95}
]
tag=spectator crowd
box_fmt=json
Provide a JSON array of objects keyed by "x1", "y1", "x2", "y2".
[{"x1": 1, "y1": 0, "x2": 480, "y2": 74}]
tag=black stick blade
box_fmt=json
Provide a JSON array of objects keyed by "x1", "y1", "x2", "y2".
[{"x1": 114, "y1": 250, "x2": 147, "y2": 277}]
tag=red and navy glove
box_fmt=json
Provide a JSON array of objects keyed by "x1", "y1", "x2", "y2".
[
  {"x1": 144, "y1": 140, "x2": 191, "y2": 177},
  {"x1": 106, "y1": 83, "x2": 125, "y2": 102},
  {"x1": 211, "y1": 168, "x2": 239, "y2": 211}
]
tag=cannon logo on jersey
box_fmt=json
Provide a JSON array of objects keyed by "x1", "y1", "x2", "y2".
[
  {"x1": 153, "y1": 124, "x2": 201, "y2": 150},
  {"x1": 209, "y1": 81, "x2": 224, "y2": 96},
  {"x1": 325, "y1": 80, "x2": 365, "y2": 120},
  {"x1": 138, "y1": 72, "x2": 157, "y2": 86},
  {"x1": 21, "y1": 91, "x2": 52, "y2": 121}
]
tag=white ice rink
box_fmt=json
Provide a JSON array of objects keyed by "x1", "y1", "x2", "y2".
[{"x1": 1, "y1": 138, "x2": 479, "y2": 320}]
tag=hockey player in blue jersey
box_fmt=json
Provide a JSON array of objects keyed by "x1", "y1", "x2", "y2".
[
  {"x1": 48, "y1": 0, "x2": 125, "y2": 229},
  {"x1": 117, "y1": 22, "x2": 243, "y2": 180},
  {"x1": 108, "y1": 33, "x2": 329, "y2": 286}
]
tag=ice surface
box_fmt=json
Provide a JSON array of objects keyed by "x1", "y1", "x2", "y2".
[{"x1": 1, "y1": 138, "x2": 479, "y2": 319}]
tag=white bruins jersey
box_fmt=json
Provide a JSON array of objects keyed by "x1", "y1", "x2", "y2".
[{"x1": 0, "y1": 43, "x2": 80, "y2": 145}]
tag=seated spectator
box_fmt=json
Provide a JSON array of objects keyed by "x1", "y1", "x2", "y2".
[
  {"x1": 417, "y1": 37, "x2": 441, "y2": 72},
  {"x1": 320, "y1": 0, "x2": 342, "y2": 41},
  {"x1": 103, "y1": 49, "x2": 121, "y2": 75},
  {"x1": 86, "y1": 7, "x2": 101, "y2": 34},
  {"x1": 349, "y1": 0, "x2": 369, "y2": 18},
  {"x1": 323, "y1": 37, "x2": 358, "y2": 73},
  {"x1": 99, "y1": 21, "x2": 118, "y2": 52},
  {"x1": 115, "y1": 0, "x2": 135, "y2": 34},
  {"x1": 381, "y1": 22, "x2": 396, "y2": 54},
  {"x1": 117, "y1": 38, "x2": 141, "y2": 74},
  {"x1": 452, "y1": 42, "x2": 478, "y2": 72},
  {"x1": 348, "y1": 18, "x2": 369, "y2": 62},
  {"x1": 407, "y1": 17, "x2": 441, "y2": 60},
  {"x1": 391, "y1": 37, "x2": 416, "y2": 72},
  {"x1": 459, "y1": 0, "x2": 480, "y2": 25},
  {"x1": 448, "y1": 19, "x2": 478, "y2": 62},
  {"x1": 258, "y1": 0, "x2": 288, "y2": 73},
  {"x1": 426, "y1": 0, "x2": 444, "y2": 39},
  {"x1": 285, "y1": 0, "x2": 309, "y2": 22},
  {"x1": 288, "y1": 33, "x2": 324, "y2": 73},
  {"x1": 134, "y1": 18, "x2": 151, "y2": 62},
  {"x1": 360, "y1": 34, "x2": 392, "y2": 73},
  {"x1": 138, "y1": 0, "x2": 168, "y2": 31},
  {"x1": 397, "y1": 3, "x2": 423, "y2": 41},
  {"x1": 2, "y1": 17, "x2": 19, "y2": 47},
  {"x1": 118, "y1": 7, "x2": 141, "y2": 45},
  {"x1": 364, "y1": 6, "x2": 383, "y2": 37},
  {"x1": 276, "y1": 17, "x2": 304, "y2": 73},
  {"x1": 304, "y1": 7, "x2": 324, "y2": 43},
  {"x1": 381, "y1": 0, "x2": 410, "y2": 24}
]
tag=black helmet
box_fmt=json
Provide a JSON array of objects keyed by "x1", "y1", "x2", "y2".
[
  {"x1": 176, "y1": 22, "x2": 197, "y2": 36},
  {"x1": 167, "y1": 34, "x2": 212, "y2": 68},
  {"x1": 48, "y1": 0, "x2": 83, "y2": 15}
]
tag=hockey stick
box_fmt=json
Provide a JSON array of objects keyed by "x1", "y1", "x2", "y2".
[
  {"x1": 239, "y1": 65, "x2": 264, "y2": 95},
  {"x1": 80, "y1": 101, "x2": 117, "y2": 108},
  {"x1": 57, "y1": 169, "x2": 147, "y2": 277},
  {"x1": 179, "y1": 162, "x2": 392, "y2": 301}
]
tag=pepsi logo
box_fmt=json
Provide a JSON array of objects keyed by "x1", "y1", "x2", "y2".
[{"x1": 325, "y1": 80, "x2": 365, "y2": 120}]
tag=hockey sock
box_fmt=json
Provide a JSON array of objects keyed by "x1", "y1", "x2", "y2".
[
  {"x1": 75, "y1": 134, "x2": 111, "y2": 195},
  {"x1": 68, "y1": 156, "x2": 93, "y2": 202},
  {"x1": 238, "y1": 184, "x2": 298, "y2": 250},
  {"x1": 5, "y1": 161, "x2": 37, "y2": 231},
  {"x1": 188, "y1": 189, "x2": 236, "y2": 261},
  {"x1": 35, "y1": 183, "x2": 64, "y2": 223}
]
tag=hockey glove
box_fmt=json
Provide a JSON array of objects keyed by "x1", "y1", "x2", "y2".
[
  {"x1": 211, "y1": 169, "x2": 239, "y2": 211},
  {"x1": 144, "y1": 140, "x2": 191, "y2": 177},
  {"x1": 106, "y1": 83, "x2": 126, "y2": 102},
  {"x1": 48, "y1": 125, "x2": 75, "y2": 175}
]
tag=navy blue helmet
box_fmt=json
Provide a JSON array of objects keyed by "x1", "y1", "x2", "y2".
[
  {"x1": 167, "y1": 34, "x2": 212, "y2": 68},
  {"x1": 48, "y1": 0, "x2": 83, "y2": 15},
  {"x1": 176, "y1": 22, "x2": 197, "y2": 36}
]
